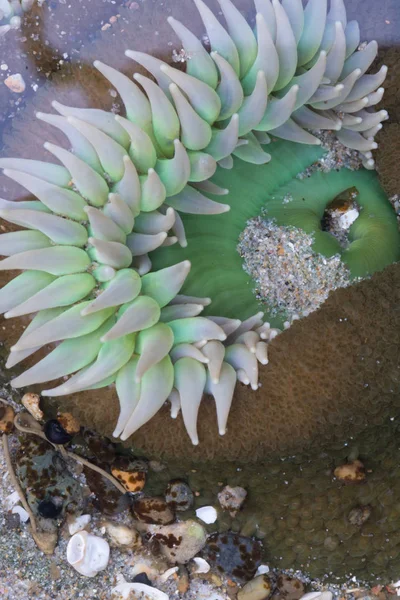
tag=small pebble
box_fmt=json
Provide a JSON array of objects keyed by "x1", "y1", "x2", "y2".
[
  {"x1": 111, "y1": 467, "x2": 146, "y2": 493},
  {"x1": 4, "y1": 73, "x2": 26, "y2": 93},
  {"x1": 238, "y1": 574, "x2": 272, "y2": 600},
  {"x1": 165, "y1": 479, "x2": 194, "y2": 512},
  {"x1": 21, "y1": 393, "x2": 43, "y2": 421},
  {"x1": 0, "y1": 404, "x2": 15, "y2": 433},
  {"x1": 334, "y1": 460, "x2": 366, "y2": 483},
  {"x1": 218, "y1": 485, "x2": 247, "y2": 515},
  {"x1": 132, "y1": 572, "x2": 153, "y2": 586},
  {"x1": 133, "y1": 497, "x2": 175, "y2": 525},
  {"x1": 104, "y1": 520, "x2": 141, "y2": 550},
  {"x1": 348, "y1": 505, "x2": 372, "y2": 526}
]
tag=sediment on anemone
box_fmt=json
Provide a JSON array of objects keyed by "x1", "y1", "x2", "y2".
[
  {"x1": 0, "y1": 0, "x2": 398, "y2": 448},
  {"x1": 0, "y1": 0, "x2": 35, "y2": 35}
]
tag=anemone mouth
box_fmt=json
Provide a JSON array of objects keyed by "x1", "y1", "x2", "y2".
[
  {"x1": 0, "y1": 0, "x2": 398, "y2": 448},
  {"x1": 152, "y1": 139, "x2": 400, "y2": 325}
]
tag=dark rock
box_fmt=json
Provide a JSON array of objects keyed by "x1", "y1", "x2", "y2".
[
  {"x1": 133, "y1": 497, "x2": 175, "y2": 525},
  {"x1": 203, "y1": 532, "x2": 263, "y2": 582},
  {"x1": 165, "y1": 480, "x2": 194, "y2": 512},
  {"x1": 85, "y1": 467, "x2": 132, "y2": 516},
  {"x1": 44, "y1": 419, "x2": 72, "y2": 445},
  {"x1": 133, "y1": 572, "x2": 153, "y2": 586}
]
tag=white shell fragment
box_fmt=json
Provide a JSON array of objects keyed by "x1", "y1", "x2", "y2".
[
  {"x1": 68, "y1": 514, "x2": 92, "y2": 536},
  {"x1": 111, "y1": 574, "x2": 169, "y2": 600},
  {"x1": 5, "y1": 491, "x2": 21, "y2": 511},
  {"x1": 195, "y1": 505, "x2": 218, "y2": 524},
  {"x1": 300, "y1": 593, "x2": 333, "y2": 600},
  {"x1": 12, "y1": 505, "x2": 30, "y2": 523},
  {"x1": 192, "y1": 557, "x2": 211, "y2": 573},
  {"x1": 66, "y1": 531, "x2": 110, "y2": 577}
]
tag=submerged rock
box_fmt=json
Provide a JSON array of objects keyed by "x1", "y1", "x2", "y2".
[
  {"x1": 218, "y1": 486, "x2": 247, "y2": 516},
  {"x1": 203, "y1": 532, "x2": 263, "y2": 581},
  {"x1": 133, "y1": 497, "x2": 175, "y2": 525},
  {"x1": 16, "y1": 437, "x2": 84, "y2": 520},
  {"x1": 165, "y1": 479, "x2": 194, "y2": 512},
  {"x1": 238, "y1": 574, "x2": 272, "y2": 600},
  {"x1": 104, "y1": 520, "x2": 141, "y2": 550},
  {"x1": 147, "y1": 519, "x2": 207, "y2": 564}
]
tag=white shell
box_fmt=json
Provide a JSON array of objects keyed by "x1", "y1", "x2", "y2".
[
  {"x1": 67, "y1": 530, "x2": 110, "y2": 577},
  {"x1": 68, "y1": 514, "x2": 92, "y2": 536},
  {"x1": 195, "y1": 505, "x2": 218, "y2": 524},
  {"x1": 12, "y1": 505, "x2": 30, "y2": 523},
  {"x1": 255, "y1": 564, "x2": 270, "y2": 576},
  {"x1": 192, "y1": 557, "x2": 210, "y2": 573},
  {"x1": 5, "y1": 491, "x2": 20, "y2": 511},
  {"x1": 300, "y1": 593, "x2": 333, "y2": 600},
  {"x1": 111, "y1": 574, "x2": 169, "y2": 599}
]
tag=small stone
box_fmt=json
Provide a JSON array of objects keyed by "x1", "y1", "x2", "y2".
[
  {"x1": 348, "y1": 505, "x2": 372, "y2": 526},
  {"x1": 4, "y1": 73, "x2": 26, "y2": 93},
  {"x1": 68, "y1": 514, "x2": 91, "y2": 535},
  {"x1": 204, "y1": 532, "x2": 263, "y2": 581},
  {"x1": 49, "y1": 562, "x2": 61, "y2": 580},
  {"x1": 111, "y1": 574, "x2": 168, "y2": 599},
  {"x1": 218, "y1": 485, "x2": 247, "y2": 516},
  {"x1": 177, "y1": 566, "x2": 190, "y2": 594},
  {"x1": 271, "y1": 575, "x2": 305, "y2": 600},
  {"x1": 104, "y1": 520, "x2": 141, "y2": 550},
  {"x1": 44, "y1": 419, "x2": 72, "y2": 445},
  {"x1": 21, "y1": 393, "x2": 44, "y2": 421},
  {"x1": 238, "y1": 575, "x2": 272, "y2": 600},
  {"x1": 165, "y1": 479, "x2": 194, "y2": 512},
  {"x1": 111, "y1": 467, "x2": 146, "y2": 493},
  {"x1": 32, "y1": 529, "x2": 58, "y2": 555},
  {"x1": 58, "y1": 412, "x2": 80, "y2": 435},
  {"x1": 0, "y1": 404, "x2": 15, "y2": 433},
  {"x1": 334, "y1": 460, "x2": 366, "y2": 483},
  {"x1": 196, "y1": 505, "x2": 218, "y2": 524},
  {"x1": 148, "y1": 519, "x2": 207, "y2": 564},
  {"x1": 132, "y1": 572, "x2": 153, "y2": 586},
  {"x1": 133, "y1": 497, "x2": 175, "y2": 525}
]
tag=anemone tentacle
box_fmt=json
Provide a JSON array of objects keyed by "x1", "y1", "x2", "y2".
[{"x1": 0, "y1": 0, "x2": 392, "y2": 445}]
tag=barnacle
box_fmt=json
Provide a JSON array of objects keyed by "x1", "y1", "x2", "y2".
[
  {"x1": 0, "y1": 0, "x2": 397, "y2": 446},
  {"x1": 0, "y1": 0, "x2": 35, "y2": 35}
]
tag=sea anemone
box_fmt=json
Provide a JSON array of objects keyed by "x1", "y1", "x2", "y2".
[
  {"x1": 0, "y1": 0, "x2": 35, "y2": 35},
  {"x1": 0, "y1": 0, "x2": 398, "y2": 446}
]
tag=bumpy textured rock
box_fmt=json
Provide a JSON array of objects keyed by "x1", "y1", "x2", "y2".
[
  {"x1": 203, "y1": 532, "x2": 262, "y2": 581},
  {"x1": 165, "y1": 480, "x2": 194, "y2": 512},
  {"x1": 133, "y1": 497, "x2": 175, "y2": 525},
  {"x1": 147, "y1": 519, "x2": 207, "y2": 564}
]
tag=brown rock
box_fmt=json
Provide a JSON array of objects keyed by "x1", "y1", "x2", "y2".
[
  {"x1": 271, "y1": 575, "x2": 304, "y2": 600},
  {"x1": 111, "y1": 468, "x2": 146, "y2": 493},
  {"x1": 133, "y1": 497, "x2": 175, "y2": 525},
  {"x1": 218, "y1": 485, "x2": 247, "y2": 516},
  {"x1": 57, "y1": 412, "x2": 80, "y2": 435},
  {"x1": 0, "y1": 404, "x2": 14, "y2": 434},
  {"x1": 21, "y1": 393, "x2": 43, "y2": 422},
  {"x1": 334, "y1": 460, "x2": 366, "y2": 483}
]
